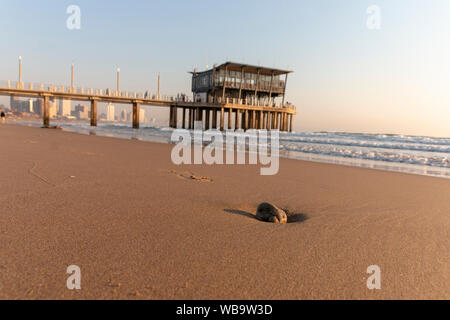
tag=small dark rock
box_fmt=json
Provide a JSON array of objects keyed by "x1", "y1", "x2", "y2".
[{"x1": 256, "y1": 202, "x2": 287, "y2": 224}]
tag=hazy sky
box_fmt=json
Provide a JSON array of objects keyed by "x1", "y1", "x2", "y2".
[{"x1": 1, "y1": 0, "x2": 449, "y2": 137}]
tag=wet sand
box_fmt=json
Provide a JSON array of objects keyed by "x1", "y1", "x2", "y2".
[{"x1": 0, "y1": 124, "x2": 449, "y2": 299}]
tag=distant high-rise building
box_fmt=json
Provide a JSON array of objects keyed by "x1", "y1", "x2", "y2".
[
  {"x1": 106, "y1": 103, "x2": 115, "y2": 121},
  {"x1": 74, "y1": 104, "x2": 89, "y2": 119},
  {"x1": 120, "y1": 109, "x2": 127, "y2": 122},
  {"x1": 10, "y1": 96, "x2": 21, "y2": 112},
  {"x1": 51, "y1": 98, "x2": 58, "y2": 118},
  {"x1": 34, "y1": 98, "x2": 43, "y2": 116},
  {"x1": 49, "y1": 100, "x2": 57, "y2": 119},
  {"x1": 139, "y1": 108, "x2": 145, "y2": 123},
  {"x1": 10, "y1": 97, "x2": 35, "y2": 113},
  {"x1": 59, "y1": 99, "x2": 71, "y2": 117}
]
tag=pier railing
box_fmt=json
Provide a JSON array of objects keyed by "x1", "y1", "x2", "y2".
[
  {"x1": 209, "y1": 96, "x2": 296, "y2": 111},
  {"x1": 0, "y1": 80, "x2": 296, "y2": 110},
  {"x1": 0, "y1": 80, "x2": 186, "y2": 102}
]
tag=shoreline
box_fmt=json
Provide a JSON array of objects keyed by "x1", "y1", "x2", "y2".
[{"x1": 9, "y1": 120, "x2": 450, "y2": 180}]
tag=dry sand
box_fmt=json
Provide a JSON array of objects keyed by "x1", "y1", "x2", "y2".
[{"x1": 0, "y1": 124, "x2": 449, "y2": 299}]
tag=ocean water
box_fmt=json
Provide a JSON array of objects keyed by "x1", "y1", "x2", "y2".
[{"x1": 18, "y1": 121, "x2": 450, "y2": 179}]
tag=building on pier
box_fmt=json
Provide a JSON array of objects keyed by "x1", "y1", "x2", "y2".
[
  {"x1": 167, "y1": 61, "x2": 296, "y2": 132},
  {"x1": 191, "y1": 62, "x2": 291, "y2": 107}
]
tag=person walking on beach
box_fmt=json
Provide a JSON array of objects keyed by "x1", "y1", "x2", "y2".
[{"x1": 1, "y1": 111, "x2": 5, "y2": 124}]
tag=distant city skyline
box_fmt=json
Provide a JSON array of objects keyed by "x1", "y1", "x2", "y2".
[
  {"x1": 1, "y1": 0, "x2": 450, "y2": 137},
  {"x1": 5, "y1": 96, "x2": 157, "y2": 124}
]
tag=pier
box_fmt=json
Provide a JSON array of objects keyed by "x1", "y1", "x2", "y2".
[{"x1": 0, "y1": 61, "x2": 296, "y2": 131}]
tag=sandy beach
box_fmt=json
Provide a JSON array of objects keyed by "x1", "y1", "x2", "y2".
[{"x1": 0, "y1": 124, "x2": 448, "y2": 299}]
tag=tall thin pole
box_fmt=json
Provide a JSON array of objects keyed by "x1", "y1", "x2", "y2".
[
  {"x1": 18, "y1": 56, "x2": 22, "y2": 84},
  {"x1": 71, "y1": 61, "x2": 74, "y2": 89},
  {"x1": 117, "y1": 68, "x2": 120, "y2": 92},
  {"x1": 222, "y1": 66, "x2": 228, "y2": 101},
  {"x1": 157, "y1": 73, "x2": 160, "y2": 99},
  {"x1": 281, "y1": 73, "x2": 289, "y2": 107}
]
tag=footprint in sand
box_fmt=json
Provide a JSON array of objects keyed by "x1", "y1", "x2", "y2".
[
  {"x1": 69, "y1": 148, "x2": 104, "y2": 156},
  {"x1": 166, "y1": 169, "x2": 213, "y2": 183},
  {"x1": 23, "y1": 140, "x2": 38, "y2": 144}
]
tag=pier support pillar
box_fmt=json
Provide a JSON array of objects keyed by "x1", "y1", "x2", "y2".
[
  {"x1": 132, "y1": 102, "x2": 140, "y2": 129},
  {"x1": 284, "y1": 113, "x2": 288, "y2": 131},
  {"x1": 245, "y1": 110, "x2": 252, "y2": 130},
  {"x1": 212, "y1": 109, "x2": 217, "y2": 129},
  {"x1": 169, "y1": 107, "x2": 173, "y2": 128},
  {"x1": 252, "y1": 111, "x2": 256, "y2": 129},
  {"x1": 228, "y1": 108, "x2": 232, "y2": 130},
  {"x1": 188, "y1": 108, "x2": 192, "y2": 129},
  {"x1": 205, "y1": 109, "x2": 210, "y2": 130},
  {"x1": 195, "y1": 108, "x2": 200, "y2": 121},
  {"x1": 252, "y1": 111, "x2": 255, "y2": 129},
  {"x1": 173, "y1": 106, "x2": 178, "y2": 128},
  {"x1": 256, "y1": 111, "x2": 260, "y2": 129},
  {"x1": 195, "y1": 107, "x2": 201, "y2": 130},
  {"x1": 90, "y1": 100, "x2": 98, "y2": 127},
  {"x1": 182, "y1": 108, "x2": 186, "y2": 129},
  {"x1": 259, "y1": 111, "x2": 263, "y2": 129},
  {"x1": 42, "y1": 95, "x2": 50, "y2": 127},
  {"x1": 220, "y1": 107, "x2": 224, "y2": 131},
  {"x1": 235, "y1": 110, "x2": 240, "y2": 130},
  {"x1": 275, "y1": 112, "x2": 280, "y2": 129},
  {"x1": 289, "y1": 114, "x2": 293, "y2": 132}
]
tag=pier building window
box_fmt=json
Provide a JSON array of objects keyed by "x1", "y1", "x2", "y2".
[{"x1": 219, "y1": 70, "x2": 225, "y2": 85}]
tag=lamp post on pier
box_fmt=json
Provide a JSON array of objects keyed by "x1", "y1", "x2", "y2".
[
  {"x1": 18, "y1": 56, "x2": 22, "y2": 88},
  {"x1": 117, "y1": 68, "x2": 120, "y2": 94},
  {"x1": 71, "y1": 61, "x2": 74, "y2": 91},
  {"x1": 157, "y1": 72, "x2": 160, "y2": 99}
]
